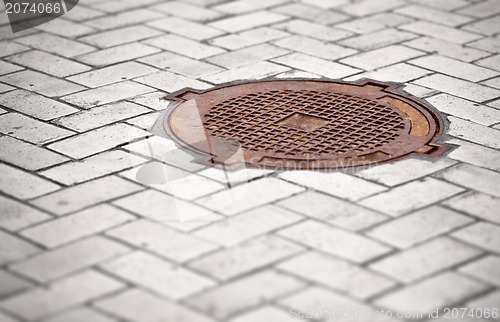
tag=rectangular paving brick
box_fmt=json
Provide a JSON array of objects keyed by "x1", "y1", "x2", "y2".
[
  {"x1": 460, "y1": 256, "x2": 500, "y2": 287},
  {"x1": 67, "y1": 62, "x2": 157, "y2": 88},
  {"x1": 40, "y1": 150, "x2": 146, "y2": 185},
  {"x1": 139, "y1": 52, "x2": 224, "y2": 78},
  {"x1": 0, "y1": 270, "x2": 33, "y2": 299},
  {"x1": 20, "y1": 204, "x2": 135, "y2": 247},
  {"x1": 144, "y1": 34, "x2": 226, "y2": 59},
  {"x1": 447, "y1": 116, "x2": 500, "y2": 149},
  {"x1": 0, "y1": 41, "x2": 29, "y2": 57},
  {"x1": 436, "y1": 163, "x2": 500, "y2": 198},
  {"x1": 404, "y1": 37, "x2": 490, "y2": 62},
  {"x1": 0, "y1": 61, "x2": 23, "y2": 75},
  {"x1": 280, "y1": 170, "x2": 386, "y2": 201},
  {"x1": 359, "y1": 178, "x2": 464, "y2": 217},
  {"x1": 0, "y1": 230, "x2": 41, "y2": 266},
  {"x1": 9, "y1": 236, "x2": 130, "y2": 282},
  {"x1": 208, "y1": 27, "x2": 289, "y2": 50},
  {"x1": 152, "y1": 1, "x2": 223, "y2": 21},
  {"x1": 446, "y1": 139, "x2": 500, "y2": 171},
  {"x1": 340, "y1": 45, "x2": 424, "y2": 70},
  {"x1": 0, "y1": 163, "x2": 60, "y2": 200},
  {"x1": 366, "y1": 206, "x2": 473, "y2": 248},
  {"x1": 277, "y1": 191, "x2": 387, "y2": 231},
  {"x1": 186, "y1": 270, "x2": 304, "y2": 319},
  {"x1": 134, "y1": 71, "x2": 211, "y2": 93},
  {"x1": 349, "y1": 62, "x2": 431, "y2": 83},
  {"x1": 395, "y1": 5, "x2": 472, "y2": 27},
  {"x1": 47, "y1": 123, "x2": 150, "y2": 159},
  {"x1": 189, "y1": 235, "x2": 304, "y2": 280},
  {"x1": 201, "y1": 61, "x2": 290, "y2": 84},
  {"x1": 278, "y1": 220, "x2": 391, "y2": 263},
  {"x1": 15, "y1": 33, "x2": 96, "y2": 57},
  {"x1": 272, "y1": 53, "x2": 361, "y2": 79},
  {"x1": 7, "y1": 50, "x2": 91, "y2": 78},
  {"x1": 463, "y1": 15, "x2": 500, "y2": 36},
  {"x1": 147, "y1": 17, "x2": 225, "y2": 41},
  {"x1": 274, "y1": 20, "x2": 353, "y2": 41},
  {"x1": 102, "y1": 251, "x2": 215, "y2": 300},
  {"x1": 0, "y1": 90, "x2": 78, "y2": 120},
  {"x1": 400, "y1": 21, "x2": 482, "y2": 44},
  {"x1": 95, "y1": 289, "x2": 214, "y2": 322},
  {"x1": 0, "y1": 136, "x2": 69, "y2": 171},
  {"x1": 0, "y1": 196, "x2": 51, "y2": 231},
  {"x1": 85, "y1": 9, "x2": 164, "y2": 30},
  {"x1": 340, "y1": 0, "x2": 405, "y2": 16},
  {"x1": 443, "y1": 191, "x2": 500, "y2": 225},
  {"x1": 274, "y1": 35, "x2": 357, "y2": 60},
  {"x1": 0, "y1": 270, "x2": 124, "y2": 321},
  {"x1": 207, "y1": 44, "x2": 289, "y2": 68},
  {"x1": 75, "y1": 43, "x2": 161, "y2": 68},
  {"x1": 30, "y1": 175, "x2": 143, "y2": 215},
  {"x1": 214, "y1": 0, "x2": 288, "y2": 14},
  {"x1": 54, "y1": 101, "x2": 151, "y2": 132},
  {"x1": 194, "y1": 205, "x2": 302, "y2": 246},
  {"x1": 107, "y1": 219, "x2": 218, "y2": 263},
  {"x1": 0, "y1": 113, "x2": 74, "y2": 144},
  {"x1": 42, "y1": 307, "x2": 117, "y2": 322},
  {"x1": 79, "y1": 25, "x2": 163, "y2": 48},
  {"x1": 209, "y1": 11, "x2": 288, "y2": 32},
  {"x1": 338, "y1": 29, "x2": 417, "y2": 51},
  {"x1": 278, "y1": 252, "x2": 396, "y2": 299},
  {"x1": 0, "y1": 70, "x2": 85, "y2": 97},
  {"x1": 452, "y1": 222, "x2": 500, "y2": 254}
]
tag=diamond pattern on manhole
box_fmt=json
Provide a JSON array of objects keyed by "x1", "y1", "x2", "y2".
[{"x1": 163, "y1": 79, "x2": 449, "y2": 170}]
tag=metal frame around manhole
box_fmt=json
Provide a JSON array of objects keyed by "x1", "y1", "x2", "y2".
[{"x1": 163, "y1": 79, "x2": 450, "y2": 170}]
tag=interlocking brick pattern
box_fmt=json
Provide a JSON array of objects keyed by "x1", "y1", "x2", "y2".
[{"x1": 0, "y1": 0, "x2": 499, "y2": 321}]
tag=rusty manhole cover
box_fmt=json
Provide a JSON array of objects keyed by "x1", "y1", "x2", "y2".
[{"x1": 163, "y1": 79, "x2": 449, "y2": 170}]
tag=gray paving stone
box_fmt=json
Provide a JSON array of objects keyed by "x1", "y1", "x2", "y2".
[
  {"x1": 0, "y1": 41, "x2": 29, "y2": 58},
  {"x1": 85, "y1": 9, "x2": 164, "y2": 30},
  {"x1": 475, "y1": 54, "x2": 500, "y2": 72},
  {"x1": 230, "y1": 306, "x2": 296, "y2": 322},
  {"x1": 338, "y1": 29, "x2": 417, "y2": 51},
  {"x1": 54, "y1": 101, "x2": 151, "y2": 132},
  {"x1": 482, "y1": 76, "x2": 500, "y2": 89},
  {"x1": 374, "y1": 272, "x2": 488, "y2": 313},
  {"x1": 272, "y1": 53, "x2": 361, "y2": 79},
  {"x1": 14, "y1": 34, "x2": 96, "y2": 58},
  {"x1": 67, "y1": 62, "x2": 157, "y2": 88},
  {"x1": 144, "y1": 34, "x2": 226, "y2": 59},
  {"x1": 209, "y1": 11, "x2": 288, "y2": 32},
  {"x1": 207, "y1": 44, "x2": 289, "y2": 69},
  {"x1": 0, "y1": 84, "x2": 14, "y2": 94},
  {"x1": 460, "y1": 256, "x2": 500, "y2": 287},
  {"x1": 400, "y1": 21, "x2": 482, "y2": 44},
  {"x1": 20, "y1": 204, "x2": 135, "y2": 248},
  {"x1": 413, "y1": 74, "x2": 500, "y2": 103},
  {"x1": 0, "y1": 270, "x2": 33, "y2": 299},
  {"x1": 274, "y1": 35, "x2": 357, "y2": 61},
  {"x1": 62, "y1": 5, "x2": 105, "y2": 22},
  {"x1": 341, "y1": 45, "x2": 424, "y2": 71},
  {"x1": 147, "y1": 17, "x2": 225, "y2": 41},
  {"x1": 42, "y1": 307, "x2": 117, "y2": 322},
  {"x1": 349, "y1": 62, "x2": 432, "y2": 83},
  {"x1": 112, "y1": 189, "x2": 222, "y2": 231},
  {"x1": 447, "y1": 116, "x2": 500, "y2": 149},
  {"x1": 272, "y1": 3, "x2": 347, "y2": 23},
  {"x1": 404, "y1": 37, "x2": 490, "y2": 62},
  {"x1": 134, "y1": 71, "x2": 211, "y2": 93},
  {"x1": 139, "y1": 52, "x2": 224, "y2": 78},
  {"x1": 334, "y1": 14, "x2": 409, "y2": 34},
  {"x1": 201, "y1": 61, "x2": 290, "y2": 84},
  {"x1": 467, "y1": 34, "x2": 500, "y2": 54},
  {"x1": 95, "y1": 289, "x2": 214, "y2": 322},
  {"x1": 107, "y1": 219, "x2": 218, "y2": 263},
  {"x1": 0, "y1": 163, "x2": 60, "y2": 200},
  {"x1": 35, "y1": 19, "x2": 95, "y2": 38},
  {"x1": 279, "y1": 171, "x2": 386, "y2": 201},
  {"x1": 0, "y1": 270, "x2": 123, "y2": 321},
  {"x1": 196, "y1": 177, "x2": 304, "y2": 215},
  {"x1": 75, "y1": 43, "x2": 161, "y2": 68},
  {"x1": 279, "y1": 220, "x2": 392, "y2": 263},
  {"x1": 436, "y1": 163, "x2": 500, "y2": 198},
  {"x1": 0, "y1": 61, "x2": 23, "y2": 76},
  {"x1": 395, "y1": 5, "x2": 473, "y2": 27},
  {"x1": 0, "y1": 90, "x2": 78, "y2": 120},
  {"x1": 208, "y1": 27, "x2": 289, "y2": 50},
  {"x1": 186, "y1": 270, "x2": 304, "y2": 319},
  {"x1": 0, "y1": 70, "x2": 85, "y2": 97},
  {"x1": 370, "y1": 237, "x2": 481, "y2": 283},
  {"x1": 452, "y1": 222, "x2": 500, "y2": 254},
  {"x1": 457, "y1": 0, "x2": 500, "y2": 18},
  {"x1": 340, "y1": 0, "x2": 405, "y2": 16},
  {"x1": 443, "y1": 191, "x2": 500, "y2": 225},
  {"x1": 40, "y1": 150, "x2": 146, "y2": 185},
  {"x1": 278, "y1": 252, "x2": 395, "y2": 299},
  {"x1": 409, "y1": 55, "x2": 498, "y2": 82},
  {"x1": 189, "y1": 236, "x2": 304, "y2": 280},
  {"x1": 0, "y1": 230, "x2": 40, "y2": 266},
  {"x1": 400, "y1": 83, "x2": 439, "y2": 98},
  {"x1": 0, "y1": 113, "x2": 74, "y2": 144},
  {"x1": 79, "y1": 26, "x2": 163, "y2": 49},
  {"x1": 47, "y1": 123, "x2": 150, "y2": 159},
  {"x1": 0, "y1": 196, "x2": 51, "y2": 231},
  {"x1": 467, "y1": 291, "x2": 500, "y2": 315},
  {"x1": 0, "y1": 136, "x2": 69, "y2": 171},
  {"x1": 463, "y1": 15, "x2": 500, "y2": 36},
  {"x1": 355, "y1": 158, "x2": 457, "y2": 187},
  {"x1": 366, "y1": 205, "x2": 473, "y2": 248},
  {"x1": 445, "y1": 139, "x2": 500, "y2": 171},
  {"x1": 9, "y1": 236, "x2": 130, "y2": 282},
  {"x1": 127, "y1": 92, "x2": 170, "y2": 111},
  {"x1": 102, "y1": 251, "x2": 215, "y2": 299},
  {"x1": 277, "y1": 191, "x2": 388, "y2": 231},
  {"x1": 274, "y1": 20, "x2": 353, "y2": 41},
  {"x1": 152, "y1": 1, "x2": 223, "y2": 21},
  {"x1": 90, "y1": 0, "x2": 159, "y2": 13},
  {"x1": 7, "y1": 50, "x2": 91, "y2": 78},
  {"x1": 194, "y1": 205, "x2": 302, "y2": 246},
  {"x1": 214, "y1": 0, "x2": 288, "y2": 14},
  {"x1": 359, "y1": 178, "x2": 464, "y2": 217},
  {"x1": 30, "y1": 175, "x2": 143, "y2": 215}
]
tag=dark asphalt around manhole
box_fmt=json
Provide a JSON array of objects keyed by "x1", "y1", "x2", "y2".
[{"x1": 163, "y1": 79, "x2": 450, "y2": 170}]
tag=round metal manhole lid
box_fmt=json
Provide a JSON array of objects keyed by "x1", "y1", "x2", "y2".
[{"x1": 163, "y1": 79, "x2": 449, "y2": 170}]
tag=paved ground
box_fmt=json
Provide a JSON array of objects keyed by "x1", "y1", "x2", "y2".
[{"x1": 0, "y1": 0, "x2": 500, "y2": 321}]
